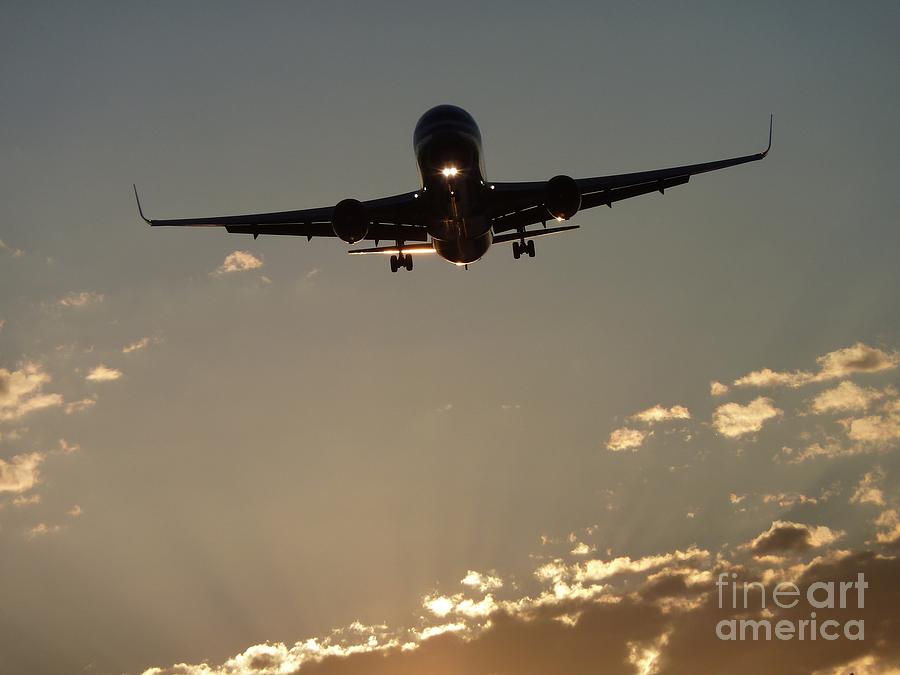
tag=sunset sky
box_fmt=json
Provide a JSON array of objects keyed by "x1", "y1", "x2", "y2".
[{"x1": 2, "y1": 3, "x2": 899, "y2": 674}]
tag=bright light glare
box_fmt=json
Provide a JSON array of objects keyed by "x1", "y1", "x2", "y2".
[
  {"x1": 441, "y1": 167, "x2": 459, "y2": 177},
  {"x1": 375, "y1": 249, "x2": 436, "y2": 255}
]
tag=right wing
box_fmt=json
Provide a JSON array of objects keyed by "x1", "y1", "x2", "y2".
[
  {"x1": 490, "y1": 116, "x2": 772, "y2": 233},
  {"x1": 133, "y1": 187, "x2": 429, "y2": 242}
]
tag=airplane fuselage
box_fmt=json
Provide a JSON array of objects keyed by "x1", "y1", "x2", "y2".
[{"x1": 413, "y1": 105, "x2": 492, "y2": 264}]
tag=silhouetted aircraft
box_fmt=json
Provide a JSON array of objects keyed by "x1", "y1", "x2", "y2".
[{"x1": 135, "y1": 105, "x2": 771, "y2": 272}]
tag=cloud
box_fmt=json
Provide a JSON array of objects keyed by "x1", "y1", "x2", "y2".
[
  {"x1": 817, "y1": 342, "x2": 899, "y2": 379},
  {"x1": 760, "y1": 492, "x2": 822, "y2": 508},
  {"x1": 0, "y1": 238, "x2": 25, "y2": 257},
  {"x1": 423, "y1": 594, "x2": 455, "y2": 617},
  {"x1": 57, "y1": 291, "x2": 104, "y2": 308},
  {"x1": 0, "y1": 362, "x2": 63, "y2": 422},
  {"x1": 606, "y1": 427, "x2": 647, "y2": 451},
  {"x1": 851, "y1": 470, "x2": 885, "y2": 506},
  {"x1": 712, "y1": 397, "x2": 782, "y2": 437},
  {"x1": 26, "y1": 522, "x2": 61, "y2": 539},
  {"x1": 12, "y1": 493, "x2": 41, "y2": 507},
  {"x1": 575, "y1": 548, "x2": 709, "y2": 583},
  {"x1": 734, "y1": 367, "x2": 813, "y2": 388},
  {"x1": 0, "y1": 452, "x2": 44, "y2": 493},
  {"x1": 631, "y1": 404, "x2": 691, "y2": 424},
  {"x1": 460, "y1": 570, "x2": 502, "y2": 593},
  {"x1": 840, "y1": 412, "x2": 900, "y2": 444},
  {"x1": 571, "y1": 542, "x2": 596, "y2": 556},
  {"x1": 710, "y1": 380, "x2": 729, "y2": 396},
  {"x1": 811, "y1": 381, "x2": 886, "y2": 414},
  {"x1": 64, "y1": 397, "x2": 96, "y2": 415},
  {"x1": 215, "y1": 250, "x2": 263, "y2": 274},
  {"x1": 423, "y1": 593, "x2": 498, "y2": 621},
  {"x1": 788, "y1": 439, "x2": 862, "y2": 463},
  {"x1": 746, "y1": 520, "x2": 844, "y2": 556},
  {"x1": 122, "y1": 337, "x2": 151, "y2": 353},
  {"x1": 56, "y1": 438, "x2": 80, "y2": 455},
  {"x1": 142, "y1": 545, "x2": 900, "y2": 675},
  {"x1": 812, "y1": 654, "x2": 900, "y2": 675},
  {"x1": 85, "y1": 365, "x2": 122, "y2": 382},
  {"x1": 734, "y1": 342, "x2": 898, "y2": 389},
  {"x1": 874, "y1": 510, "x2": 900, "y2": 544}
]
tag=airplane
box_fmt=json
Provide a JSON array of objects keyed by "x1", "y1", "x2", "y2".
[{"x1": 134, "y1": 104, "x2": 772, "y2": 272}]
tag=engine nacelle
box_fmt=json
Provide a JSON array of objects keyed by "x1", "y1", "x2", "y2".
[
  {"x1": 332, "y1": 198, "x2": 369, "y2": 243},
  {"x1": 545, "y1": 175, "x2": 581, "y2": 221}
]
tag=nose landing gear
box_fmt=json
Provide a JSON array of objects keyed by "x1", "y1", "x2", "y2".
[
  {"x1": 390, "y1": 252, "x2": 414, "y2": 273},
  {"x1": 512, "y1": 239, "x2": 536, "y2": 260}
]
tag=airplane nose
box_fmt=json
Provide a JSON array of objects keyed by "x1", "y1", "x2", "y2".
[{"x1": 425, "y1": 131, "x2": 475, "y2": 171}]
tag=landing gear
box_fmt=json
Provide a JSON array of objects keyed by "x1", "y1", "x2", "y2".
[
  {"x1": 512, "y1": 240, "x2": 536, "y2": 259},
  {"x1": 390, "y1": 252, "x2": 414, "y2": 273}
]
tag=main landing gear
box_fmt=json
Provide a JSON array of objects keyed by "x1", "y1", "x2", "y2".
[
  {"x1": 390, "y1": 252, "x2": 414, "y2": 273},
  {"x1": 512, "y1": 239, "x2": 536, "y2": 259}
]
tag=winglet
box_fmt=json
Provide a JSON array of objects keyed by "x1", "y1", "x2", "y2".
[
  {"x1": 133, "y1": 184, "x2": 152, "y2": 225},
  {"x1": 762, "y1": 115, "x2": 773, "y2": 157}
]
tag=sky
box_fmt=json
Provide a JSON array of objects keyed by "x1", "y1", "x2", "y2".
[{"x1": 1, "y1": 2, "x2": 899, "y2": 673}]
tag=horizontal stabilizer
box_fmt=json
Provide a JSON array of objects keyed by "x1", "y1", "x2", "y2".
[
  {"x1": 492, "y1": 224, "x2": 580, "y2": 244},
  {"x1": 347, "y1": 243, "x2": 436, "y2": 256}
]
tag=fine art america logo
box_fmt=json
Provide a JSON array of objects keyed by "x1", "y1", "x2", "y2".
[{"x1": 715, "y1": 573, "x2": 867, "y2": 641}]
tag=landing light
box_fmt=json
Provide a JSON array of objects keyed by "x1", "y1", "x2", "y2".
[{"x1": 441, "y1": 167, "x2": 459, "y2": 177}]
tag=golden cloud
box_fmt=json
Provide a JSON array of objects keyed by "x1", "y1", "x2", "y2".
[
  {"x1": 606, "y1": 427, "x2": 647, "y2": 451},
  {"x1": 0, "y1": 362, "x2": 63, "y2": 422},
  {"x1": 215, "y1": 250, "x2": 264, "y2": 275},
  {"x1": 712, "y1": 397, "x2": 782, "y2": 437}
]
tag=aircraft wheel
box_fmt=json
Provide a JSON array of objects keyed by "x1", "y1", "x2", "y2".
[
  {"x1": 512, "y1": 242, "x2": 521, "y2": 259},
  {"x1": 390, "y1": 255, "x2": 399, "y2": 273},
  {"x1": 527, "y1": 240, "x2": 536, "y2": 257},
  {"x1": 405, "y1": 255, "x2": 414, "y2": 271}
]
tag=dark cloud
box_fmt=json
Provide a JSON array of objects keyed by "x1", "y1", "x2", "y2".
[
  {"x1": 291, "y1": 601, "x2": 667, "y2": 675},
  {"x1": 750, "y1": 523, "x2": 814, "y2": 555},
  {"x1": 747, "y1": 521, "x2": 843, "y2": 556},
  {"x1": 660, "y1": 551, "x2": 900, "y2": 675},
  {"x1": 145, "y1": 546, "x2": 899, "y2": 675},
  {"x1": 295, "y1": 552, "x2": 899, "y2": 675}
]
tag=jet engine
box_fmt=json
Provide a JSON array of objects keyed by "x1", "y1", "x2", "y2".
[
  {"x1": 332, "y1": 198, "x2": 369, "y2": 243},
  {"x1": 545, "y1": 175, "x2": 581, "y2": 221}
]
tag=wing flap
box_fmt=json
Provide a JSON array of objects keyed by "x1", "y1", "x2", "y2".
[
  {"x1": 492, "y1": 225, "x2": 580, "y2": 244},
  {"x1": 224, "y1": 223, "x2": 428, "y2": 242}
]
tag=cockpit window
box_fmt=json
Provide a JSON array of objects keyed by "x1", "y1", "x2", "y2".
[{"x1": 414, "y1": 105, "x2": 479, "y2": 145}]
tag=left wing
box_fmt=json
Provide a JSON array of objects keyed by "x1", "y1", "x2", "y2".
[
  {"x1": 133, "y1": 187, "x2": 429, "y2": 242},
  {"x1": 490, "y1": 116, "x2": 772, "y2": 233}
]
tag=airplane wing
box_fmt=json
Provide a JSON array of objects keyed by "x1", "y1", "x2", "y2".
[
  {"x1": 133, "y1": 187, "x2": 429, "y2": 242},
  {"x1": 490, "y1": 116, "x2": 772, "y2": 234}
]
